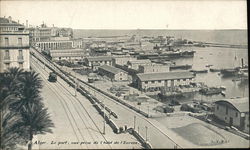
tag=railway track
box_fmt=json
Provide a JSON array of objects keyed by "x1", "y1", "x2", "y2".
[{"x1": 31, "y1": 56, "x2": 112, "y2": 149}]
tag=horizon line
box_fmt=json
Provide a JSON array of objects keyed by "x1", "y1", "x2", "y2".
[{"x1": 72, "y1": 28, "x2": 247, "y2": 30}]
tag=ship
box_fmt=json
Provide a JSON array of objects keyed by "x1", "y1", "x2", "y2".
[
  {"x1": 220, "y1": 68, "x2": 240, "y2": 77},
  {"x1": 170, "y1": 64, "x2": 192, "y2": 70},
  {"x1": 180, "y1": 50, "x2": 196, "y2": 57}
]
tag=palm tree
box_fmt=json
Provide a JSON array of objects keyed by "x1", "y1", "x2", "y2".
[
  {"x1": 9, "y1": 71, "x2": 43, "y2": 112},
  {"x1": 18, "y1": 103, "x2": 54, "y2": 150},
  {"x1": 8, "y1": 71, "x2": 54, "y2": 150},
  {"x1": 0, "y1": 67, "x2": 24, "y2": 149}
]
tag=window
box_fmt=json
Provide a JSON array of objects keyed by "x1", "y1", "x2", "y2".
[
  {"x1": 5, "y1": 37, "x2": 9, "y2": 46},
  {"x1": 235, "y1": 112, "x2": 238, "y2": 118},
  {"x1": 145, "y1": 81, "x2": 148, "y2": 84},
  {"x1": 158, "y1": 80, "x2": 161, "y2": 83},
  {"x1": 183, "y1": 79, "x2": 186, "y2": 81},
  {"x1": 152, "y1": 81, "x2": 155, "y2": 84},
  {"x1": 226, "y1": 107, "x2": 228, "y2": 115},
  {"x1": 19, "y1": 50, "x2": 23, "y2": 56},
  {"x1": 19, "y1": 63, "x2": 23, "y2": 68},
  {"x1": 5, "y1": 50, "x2": 9, "y2": 58},
  {"x1": 18, "y1": 38, "x2": 22, "y2": 46},
  {"x1": 5, "y1": 63, "x2": 10, "y2": 68},
  {"x1": 217, "y1": 105, "x2": 219, "y2": 110}
]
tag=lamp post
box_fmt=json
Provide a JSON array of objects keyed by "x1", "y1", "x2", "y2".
[
  {"x1": 74, "y1": 72, "x2": 77, "y2": 97},
  {"x1": 133, "y1": 116, "x2": 136, "y2": 130},
  {"x1": 147, "y1": 105, "x2": 150, "y2": 118}
]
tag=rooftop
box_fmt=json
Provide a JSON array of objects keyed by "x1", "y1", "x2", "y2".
[
  {"x1": 137, "y1": 71, "x2": 195, "y2": 81},
  {"x1": 99, "y1": 65, "x2": 126, "y2": 75},
  {"x1": 86, "y1": 56, "x2": 113, "y2": 61},
  {"x1": 128, "y1": 59, "x2": 151, "y2": 64},
  {"x1": 0, "y1": 17, "x2": 23, "y2": 27},
  {"x1": 215, "y1": 97, "x2": 249, "y2": 113}
]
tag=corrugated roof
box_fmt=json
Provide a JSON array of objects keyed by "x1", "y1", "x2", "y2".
[
  {"x1": 215, "y1": 97, "x2": 249, "y2": 113},
  {"x1": 99, "y1": 65, "x2": 126, "y2": 75},
  {"x1": 86, "y1": 56, "x2": 113, "y2": 61},
  {"x1": 137, "y1": 71, "x2": 195, "y2": 81}
]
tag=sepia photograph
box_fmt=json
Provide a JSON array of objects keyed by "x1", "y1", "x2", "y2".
[{"x1": 0, "y1": 0, "x2": 249, "y2": 149}]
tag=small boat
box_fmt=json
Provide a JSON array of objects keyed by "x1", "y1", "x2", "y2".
[
  {"x1": 190, "y1": 69, "x2": 208, "y2": 73},
  {"x1": 200, "y1": 57, "x2": 204, "y2": 59},
  {"x1": 210, "y1": 68, "x2": 221, "y2": 72},
  {"x1": 221, "y1": 91, "x2": 226, "y2": 96},
  {"x1": 219, "y1": 86, "x2": 226, "y2": 90},
  {"x1": 206, "y1": 64, "x2": 213, "y2": 67},
  {"x1": 232, "y1": 78, "x2": 241, "y2": 81}
]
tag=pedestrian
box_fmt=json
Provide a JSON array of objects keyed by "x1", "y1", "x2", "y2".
[{"x1": 125, "y1": 125, "x2": 127, "y2": 131}]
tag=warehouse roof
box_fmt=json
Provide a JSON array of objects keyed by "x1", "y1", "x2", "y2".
[
  {"x1": 99, "y1": 65, "x2": 126, "y2": 75},
  {"x1": 128, "y1": 59, "x2": 151, "y2": 64},
  {"x1": 137, "y1": 71, "x2": 194, "y2": 82},
  {"x1": 215, "y1": 97, "x2": 249, "y2": 113},
  {"x1": 86, "y1": 56, "x2": 113, "y2": 61}
]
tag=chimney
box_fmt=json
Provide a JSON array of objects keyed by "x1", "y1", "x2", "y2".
[
  {"x1": 8, "y1": 16, "x2": 12, "y2": 23},
  {"x1": 26, "y1": 20, "x2": 28, "y2": 28},
  {"x1": 18, "y1": 20, "x2": 20, "y2": 23}
]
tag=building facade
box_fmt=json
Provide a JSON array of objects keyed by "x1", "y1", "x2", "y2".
[
  {"x1": 85, "y1": 56, "x2": 113, "y2": 69},
  {"x1": 28, "y1": 24, "x2": 73, "y2": 43},
  {"x1": 112, "y1": 55, "x2": 137, "y2": 66},
  {"x1": 35, "y1": 40, "x2": 73, "y2": 52},
  {"x1": 134, "y1": 71, "x2": 194, "y2": 92},
  {"x1": 127, "y1": 59, "x2": 152, "y2": 70},
  {"x1": 214, "y1": 98, "x2": 249, "y2": 133},
  {"x1": 98, "y1": 65, "x2": 128, "y2": 81},
  {"x1": 0, "y1": 16, "x2": 30, "y2": 72},
  {"x1": 49, "y1": 49, "x2": 86, "y2": 61},
  {"x1": 138, "y1": 63, "x2": 170, "y2": 73}
]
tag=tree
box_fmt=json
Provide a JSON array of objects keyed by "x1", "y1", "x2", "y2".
[
  {"x1": 9, "y1": 71, "x2": 43, "y2": 112},
  {"x1": 18, "y1": 103, "x2": 54, "y2": 150},
  {"x1": 1, "y1": 69, "x2": 54, "y2": 150},
  {"x1": 0, "y1": 67, "x2": 24, "y2": 149}
]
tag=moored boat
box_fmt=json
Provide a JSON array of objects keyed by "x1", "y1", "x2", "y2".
[{"x1": 190, "y1": 69, "x2": 208, "y2": 73}]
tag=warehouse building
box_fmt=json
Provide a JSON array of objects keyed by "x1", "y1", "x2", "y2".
[
  {"x1": 98, "y1": 65, "x2": 128, "y2": 81},
  {"x1": 138, "y1": 63, "x2": 170, "y2": 73},
  {"x1": 134, "y1": 71, "x2": 194, "y2": 92},
  {"x1": 214, "y1": 97, "x2": 249, "y2": 133},
  {"x1": 127, "y1": 59, "x2": 151, "y2": 70},
  {"x1": 85, "y1": 56, "x2": 113, "y2": 70},
  {"x1": 49, "y1": 49, "x2": 86, "y2": 61}
]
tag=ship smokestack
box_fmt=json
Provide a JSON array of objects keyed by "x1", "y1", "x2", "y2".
[{"x1": 241, "y1": 58, "x2": 244, "y2": 68}]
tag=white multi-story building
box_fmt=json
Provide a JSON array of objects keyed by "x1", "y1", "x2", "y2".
[{"x1": 0, "y1": 16, "x2": 30, "y2": 72}]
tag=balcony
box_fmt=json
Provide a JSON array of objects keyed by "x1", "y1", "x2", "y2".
[
  {"x1": 3, "y1": 55, "x2": 11, "y2": 63},
  {"x1": 17, "y1": 55, "x2": 24, "y2": 62}
]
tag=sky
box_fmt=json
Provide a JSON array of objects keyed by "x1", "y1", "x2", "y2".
[{"x1": 0, "y1": 0, "x2": 247, "y2": 29}]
